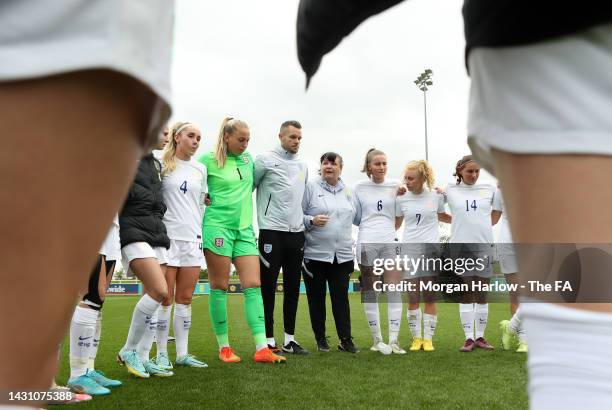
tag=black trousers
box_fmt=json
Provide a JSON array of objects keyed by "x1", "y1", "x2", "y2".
[
  {"x1": 302, "y1": 257, "x2": 353, "y2": 340},
  {"x1": 259, "y1": 229, "x2": 305, "y2": 338}
]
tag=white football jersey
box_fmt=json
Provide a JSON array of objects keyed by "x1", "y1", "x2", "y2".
[
  {"x1": 445, "y1": 182, "x2": 496, "y2": 243},
  {"x1": 493, "y1": 188, "x2": 512, "y2": 244},
  {"x1": 353, "y1": 179, "x2": 399, "y2": 244},
  {"x1": 162, "y1": 158, "x2": 207, "y2": 242},
  {"x1": 396, "y1": 190, "x2": 445, "y2": 243}
]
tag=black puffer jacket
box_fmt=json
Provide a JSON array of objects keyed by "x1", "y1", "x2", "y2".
[{"x1": 119, "y1": 153, "x2": 170, "y2": 249}]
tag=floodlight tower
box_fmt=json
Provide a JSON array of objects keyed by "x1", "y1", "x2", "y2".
[{"x1": 414, "y1": 69, "x2": 433, "y2": 161}]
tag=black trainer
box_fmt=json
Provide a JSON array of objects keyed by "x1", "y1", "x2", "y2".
[
  {"x1": 338, "y1": 338, "x2": 359, "y2": 353},
  {"x1": 282, "y1": 340, "x2": 309, "y2": 355},
  {"x1": 316, "y1": 336, "x2": 330, "y2": 352}
]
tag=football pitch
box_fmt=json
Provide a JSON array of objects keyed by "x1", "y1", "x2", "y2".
[{"x1": 57, "y1": 294, "x2": 527, "y2": 409}]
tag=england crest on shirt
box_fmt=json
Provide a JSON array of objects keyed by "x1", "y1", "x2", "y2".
[{"x1": 263, "y1": 244, "x2": 272, "y2": 253}]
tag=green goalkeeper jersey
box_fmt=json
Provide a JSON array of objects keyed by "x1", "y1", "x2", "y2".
[{"x1": 198, "y1": 151, "x2": 254, "y2": 230}]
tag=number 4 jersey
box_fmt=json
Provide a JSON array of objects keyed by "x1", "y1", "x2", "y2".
[
  {"x1": 445, "y1": 182, "x2": 500, "y2": 243},
  {"x1": 161, "y1": 158, "x2": 207, "y2": 242}
]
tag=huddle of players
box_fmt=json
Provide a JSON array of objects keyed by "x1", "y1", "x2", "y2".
[
  {"x1": 355, "y1": 151, "x2": 525, "y2": 355},
  {"x1": 64, "y1": 118, "x2": 525, "y2": 398}
]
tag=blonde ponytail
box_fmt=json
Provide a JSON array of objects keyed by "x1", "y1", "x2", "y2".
[
  {"x1": 162, "y1": 121, "x2": 192, "y2": 176},
  {"x1": 214, "y1": 117, "x2": 249, "y2": 168},
  {"x1": 404, "y1": 160, "x2": 435, "y2": 191}
]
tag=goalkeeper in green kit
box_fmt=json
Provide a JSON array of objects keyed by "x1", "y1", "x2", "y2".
[{"x1": 198, "y1": 117, "x2": 286, "y2": 364}]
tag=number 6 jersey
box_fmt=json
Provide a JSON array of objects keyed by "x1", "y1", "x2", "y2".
[
  {"x1": 444, "y1": 182, "x2": 499, "y2": 243},
  {"x1": 161, "y1": 158, "x2": 207, "y2": 242},
  {"x1": 353, "y1": 179, "x2": 400, "y2": 244}
]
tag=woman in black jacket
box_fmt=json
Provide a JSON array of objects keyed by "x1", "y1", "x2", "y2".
[{"x1": 116, "y1": 134, "x2": 174, "y2": 379}]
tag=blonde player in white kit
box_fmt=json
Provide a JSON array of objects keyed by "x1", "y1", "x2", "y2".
[
  {"x1": 354, "y1": 148, "x2": 405, "y2": 355},
  {"x1": 444, "y1": 155, "x2": 501, "y2": 352},
  {"x1": 395, "y1": 160, "x2": 451, "y2": 352},
  {"x1": 493, "y1": 188, "x2": 528, "y2": 353},
  {"x1": 154, "y1": 122, "x2": 208, "y2": 369}
]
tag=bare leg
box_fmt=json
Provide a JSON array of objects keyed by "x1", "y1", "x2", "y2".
[
  {"x1": 493, "y1": 151, "x2": 612, "y2": 406},
  {"x1": 0, "y1": 70, "x2": 155, "y2": 392},
  {"x1": 493, "y1": 151, "x2": 612, "y2": 313},
  {"x1": 505, "y1": 273, "x2": 520, "y2": 315}
]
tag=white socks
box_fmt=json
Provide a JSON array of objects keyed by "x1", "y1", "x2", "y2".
[
  {"x1": 137, "y1": 308, "x2": 158, "y2": 363},
  {"x1": 509, "y1": 307, "x2": 527, "y2": 343},
  {"x1": 459, "y1": 303, "x2": 475, "y2": 340},
  {"x1": 474, "y1": 303, "x2": 489, "y2": 339},
  {"x1": 423, "y1": 313, "x2": 437, "y2": 340},
  {"x1": 267, "y1": 337, "x2": 276, "y2": 347},
  {"x1": 284, "y1": 332, "x2": 295, "y2": 346},
  {"x1": 88, "y1": 311, "x2": 103, "y2": 370},
  {"x1": 364, "y1": 302, "x2": 382, "y2": 342},
  {"x1": 408, "y1": 308, "x2": 437, "y2": 340},
  {"x1": 174, "y1": 303, "x2": 192, "y2": 358},
  {"x1": 69, "y1": 306, "x2": 98, "y2": 380},
  {"x1": 460, "y1": 303, "x2": 488, "y2": 340},
  {"x1": 156, "y1": 305, "x2": 172, "y2": 355},
  {"x1": 523, "y1": 303, "x2": 612, "y2": 409},
  {"x1": 122, "y1": 294, "x2": 160, "y2": 356},
  {"x1": 408, "y1": 308, "x2": 423, "y2": 339},
  {"x1": 387, "y1": 292, "x2": 402, "y2": 343}
]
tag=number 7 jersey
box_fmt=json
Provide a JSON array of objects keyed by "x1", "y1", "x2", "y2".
[
  {"x1": 396, "y1": 190, "x2": 445, "y2": 243},
  {"x1": 444, "y1": 182, "x2": 499, "y2": 243}
]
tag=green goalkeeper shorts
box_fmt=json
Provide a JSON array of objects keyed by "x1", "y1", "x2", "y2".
[{"x1": 203, "y1": 225, "x2": 259, "y2": 258}]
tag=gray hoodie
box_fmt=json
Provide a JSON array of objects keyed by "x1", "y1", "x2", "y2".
[
  {"x1": 254, "y1": 145, "x2": 308, "y2": 232},
  {"x1": 302, "y1": 176, "x2": 355, "y2": 264}
]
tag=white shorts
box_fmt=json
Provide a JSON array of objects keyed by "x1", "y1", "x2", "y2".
[
  {"x1": 167, "y1": 239, "x2": 204, "y2": 267},
  {"x1": 498, "y1": 243, "x2": 518, "y2": 274},
  {"x1": 99, "y1": 224, "x2": 121, "y2": 262},
  {"x1": 399, "y1": 243, "x2": 441, "y2": 279},
  {"x1": 449, "y1": 244, "x2": 494, "y2": 278},
  {"x1": 0, "y1": 0, "x2": 174, "y2": 146},
  {"x1": 122, "y1": 242, "x2": 168, "y2": 269},
  {"x1": 356, "y1": 242, "x2": 400, "y2": 267},
  {"x1": 467, "y1": 23, "x2": 612, "y2": 174}
]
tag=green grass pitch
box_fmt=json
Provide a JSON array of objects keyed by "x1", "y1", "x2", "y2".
[{"x1": 57, "y1": 294, "x2": 527, "y2": 409}]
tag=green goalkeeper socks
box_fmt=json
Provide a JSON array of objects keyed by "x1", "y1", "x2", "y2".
[
  {"x1": 209, "y1": 289, "x2": 229, "y2": 348},
  {"x1": 243, "y1": 287, "x2": 267, "y2": 349}
]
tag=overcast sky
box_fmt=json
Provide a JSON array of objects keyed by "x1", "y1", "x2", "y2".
[{"x1": 170, "y1": 0, "x2": 496, "y2": 187}]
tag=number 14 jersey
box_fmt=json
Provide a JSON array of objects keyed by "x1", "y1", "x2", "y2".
[{"x1": 445, "y1": 182, "x2": 499, "y2": 244}]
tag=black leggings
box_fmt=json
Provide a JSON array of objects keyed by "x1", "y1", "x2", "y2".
[
  {"x1": 82, "y1": 255, "x2": 115, "y2": 310},
  {"x1": 302, "y1": 258, "x2": 353, "y2": 340},
  {"x1": 258, "y1": 230, "x2": 305, "y2": 338}
]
